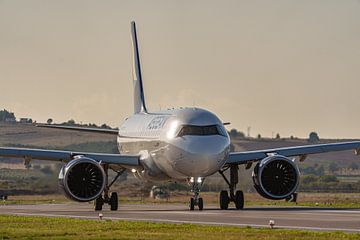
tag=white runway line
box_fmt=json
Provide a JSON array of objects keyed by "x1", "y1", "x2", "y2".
[
  {"x1": 311, "y1": 210, "x2": 360, "y2": 214},
  {"x1": 2, "y1": 211, "x2": 360, "y2": 233},
  {"x1": 136, "y1": 211, "x2": 220, "y2": 215}
]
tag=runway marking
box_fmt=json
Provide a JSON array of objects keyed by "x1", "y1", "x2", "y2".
[
  {"x1": 131, "y1": 211, "x2": 220, "y2": 215},
  {"x1": 2, "y1": 211, "x2": 360, "y2": 233},
  {"x1": 311, "y1": 210, "x2": 360, "y2": 214}
]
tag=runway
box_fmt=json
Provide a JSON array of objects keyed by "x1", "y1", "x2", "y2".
[{"x1": 1, "y1": 203, "x2": 360, "y2": 233}]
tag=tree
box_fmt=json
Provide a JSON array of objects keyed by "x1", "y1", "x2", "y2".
[
  {"x1": 301, "y1": 175, "x2": 317, "y2": 184},
  {"x1": 328, "y1": 162, "x2": 339, "y2": 174},
  {"x1": 349, "y1": 162, "x2": 359, "y2": 170},
  {"x1": 308, "y1": 132, "x2": 320, "y2": 143},
  {"x1": 257, "y1": 134, "x2": 262, "y2": 139},
  {"x1": 275, "y1": 133, "x2": 281, "y2": 139},
  {"x1": 229, "y1": 129, "x2": 245, "y2": 138},
  {"x1": 317, "y1": 165, "x2": 325, "y2": 176},
  {"x1": 47, "y1": 118, "x2": 53, "y2": 124},
  {"x1": 229, "y1": 129, "x2": 238, "y2": 137},
  {"x1": 301, "y1": 166, "x2": 317, "y2": 175},
  {"x1": 0, "y1": 109, "x2": 16, "y2": 121},
  {"x1": 66, "y1": 119, "x2": 76, "y2": 125},
  {"x1": 229, "y1": 144, "x2": 235, "y2": 152},
  {"x1": 320, "y1": 175, "x2": 338, "y2": 183},
  {"x1": 40, "y1": 165, "x2": 54, "y2": 175},
  {"x1": 101, "y1": 123, "x2": 111, "y2": 129}
]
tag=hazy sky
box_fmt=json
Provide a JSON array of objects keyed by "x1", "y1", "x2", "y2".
[{"x1": 1, "y1": 0, "x2": 360, "y2": 138}]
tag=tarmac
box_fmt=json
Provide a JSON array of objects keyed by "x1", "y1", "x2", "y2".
[{"x1": 1, "y1": 203, "x2": 360, "y2": 233}]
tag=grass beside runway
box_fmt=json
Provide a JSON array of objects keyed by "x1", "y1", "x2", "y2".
[{"x1": 0, "y1": 215, "x2": 359, "y2": 240}]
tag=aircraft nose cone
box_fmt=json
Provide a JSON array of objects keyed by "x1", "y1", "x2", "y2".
[{"x1": 171, "y1": 136, "x2": 230, "y2": 177}]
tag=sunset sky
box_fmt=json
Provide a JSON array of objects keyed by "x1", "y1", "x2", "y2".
[{"x1": 1, "y1": 0, "x2": 360, "y2": 138}]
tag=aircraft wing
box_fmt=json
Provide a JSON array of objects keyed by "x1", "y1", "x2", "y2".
[
  {"x1": 0, "y1": 147, "x2": 140, "y2": 167},
  {"x1": 36, "y1": 124, "x2": 119, "y2": 135},
  {"x1": 226, "y1": 141, "x2": 360, "y2": 165}
]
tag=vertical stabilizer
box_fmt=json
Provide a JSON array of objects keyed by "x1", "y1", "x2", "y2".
[{"x1": 131, "y1": 21, "x2": 148, "y2": 113}]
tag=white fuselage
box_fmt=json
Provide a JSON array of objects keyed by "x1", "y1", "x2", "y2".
[{"x1": 117, "y1": 108, "x2": 230, "y2": 181}]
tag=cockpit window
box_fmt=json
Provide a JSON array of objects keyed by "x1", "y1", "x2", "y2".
[{"x1": 177, "y1": 125, "x2": 223, "y2": 137}]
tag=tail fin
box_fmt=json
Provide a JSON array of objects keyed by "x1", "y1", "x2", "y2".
[{"x1": 131, "y1": 21, "x2": 148, "y2": 113}]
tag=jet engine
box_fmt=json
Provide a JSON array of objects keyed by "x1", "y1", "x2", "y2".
[
  {"x1": 59, "y1": 157, "x2": 106, "y2": 202},
  {"x1": 252, "y1": 155, "x2": 299, "y2": 200}
]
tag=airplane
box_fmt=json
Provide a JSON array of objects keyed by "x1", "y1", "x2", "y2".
[{"x1": 1, "y1": 21, "x2": 360, "y2": 211}]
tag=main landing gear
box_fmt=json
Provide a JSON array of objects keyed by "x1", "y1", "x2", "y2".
[
  {"x1": 218, "y1": 165, "x2": 244, "y2": 210},
  {"x1": 188, "y1": 178, "x2": 204, "y2": 211},
  {"x1": 95, "y1": 166, "x2": 125, "y2": 211},
  {"x1": 95, "y1": 192, "x2": 118, "y2": 211}
]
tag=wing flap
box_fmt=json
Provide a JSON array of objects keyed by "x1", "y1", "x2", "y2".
[
  {"x1": 0, "y1": 147, "x2": 70, "y2": 161},
  {"x1": 81, "y1": 152, "x2": 140, "y2": 166},
  {"x1": 227, "y1": 141, "x2": 360, "y2": 165}
]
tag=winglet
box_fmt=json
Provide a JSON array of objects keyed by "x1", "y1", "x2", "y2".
[{"x1": 131, "y1": 21, "x2": 148, "y2": 113}]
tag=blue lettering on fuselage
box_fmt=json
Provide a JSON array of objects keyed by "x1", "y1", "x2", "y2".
[{"x1": 147, "y1": 116, "x2": 168, "y2": 130}]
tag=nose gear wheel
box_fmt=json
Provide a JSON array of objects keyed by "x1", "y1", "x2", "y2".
[{"x1": 188, "y1": 178, "x2": 204, "y2": 211}]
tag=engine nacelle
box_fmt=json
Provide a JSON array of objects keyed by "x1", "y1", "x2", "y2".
[
  {"x1": 252, "y1": 155, "x2": 299, "y2": 200},
  {"x1": 59, "y1": 157, "x2": 106, "y2": 202}
]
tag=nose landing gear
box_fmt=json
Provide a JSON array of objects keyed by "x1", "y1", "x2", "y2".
[{"x1": 188, "y1": 177, "x2": 204, "y2": 211}]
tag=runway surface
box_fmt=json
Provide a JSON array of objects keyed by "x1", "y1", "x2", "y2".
[{"x1": 1, "y1": 203, "x2": 360, "y2": 233}]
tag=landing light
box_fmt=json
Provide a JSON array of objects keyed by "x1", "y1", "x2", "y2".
[
  {"x1": 131, "y1": 169, "x2": 137, "y2": 173},
  {"x1": 189, "y1": 177, "x2": 202, "y2": 183}
]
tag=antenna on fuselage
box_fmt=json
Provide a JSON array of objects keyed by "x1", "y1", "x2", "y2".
[{"x1": 131, "y1": 21, "x2": 148, "y2": 114}]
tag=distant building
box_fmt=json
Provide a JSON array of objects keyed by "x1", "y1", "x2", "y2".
[{"x1": 19, "y1": 118, "x2": 33, "y2": 124}]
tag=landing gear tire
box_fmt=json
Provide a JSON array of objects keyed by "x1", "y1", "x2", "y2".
[
  {"x1": 198, "y1": 198, "x2": 204, "y2": 211},
  {"x1": 219, "y1": 166, "x2": 246, "y2": 210},
  {"x1": 95, "y1": 196, "x2": 104, "y2": 211},
  {"x1": 109, "y1": 192, "x2": 118, "y2": 211},
  {"x1": 220, "y1": 190, "x2": 229, "y2": 210},
  {"x1": 234, "y1": 190, "x2": 244, "y2": 210},
  {"x1": 190, "y1": 197, "x2": 195, "y2": 211}
]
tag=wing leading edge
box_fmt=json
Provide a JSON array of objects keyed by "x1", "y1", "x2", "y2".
[
  {"x1": 36, "y1": 124, "x2": 119, "y2": 135},
  {"x1": 0, "y1": 147, "x2": 140, "y2": 167},
  {"x1": 227, "y1": 141, "x2": 360, "y2": 165}
]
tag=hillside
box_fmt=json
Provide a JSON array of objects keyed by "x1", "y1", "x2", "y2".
[{"x1": 0, "y1": 122, "x2": 116, "y2": 147}]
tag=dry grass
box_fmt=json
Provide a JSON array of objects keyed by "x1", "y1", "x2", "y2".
[
  {"x1": 3, "y1": 192, "x2": 360, "y2": 208},
  {"x1": 0, "y1": 215, "x2": 359, "y2": 240},
  {"x1": 0, "y1": 123, "x2": 115, "y2": 147}
]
